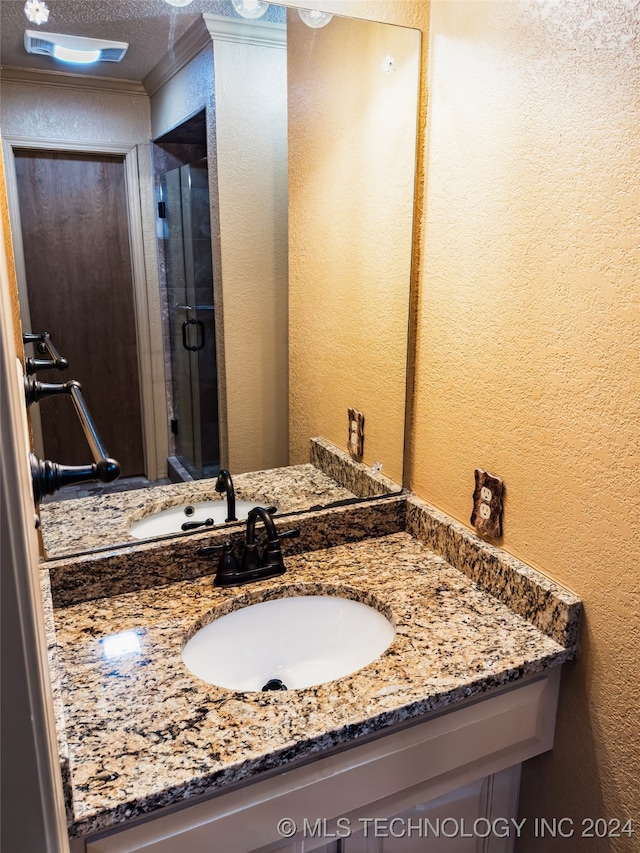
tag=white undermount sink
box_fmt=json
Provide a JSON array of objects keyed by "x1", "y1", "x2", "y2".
[
  {"x1": 181, "y1": 594, "x2": 395, "y2": 691},
  {"x1": 128, "y1": 500, "x2": 265, "y2": 539}
]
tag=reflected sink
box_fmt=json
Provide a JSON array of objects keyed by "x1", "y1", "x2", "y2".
[
  {"x1": 182, "y1": 594, "x2": 395, "y2": 691},
  {"x1": 129, "y1": 500, "x2": 266, "y2": 539}
]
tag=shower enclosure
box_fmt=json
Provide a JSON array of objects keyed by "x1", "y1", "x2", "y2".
[{"x1": 160, "y1": 157, "x2": 220, "y2": 480}]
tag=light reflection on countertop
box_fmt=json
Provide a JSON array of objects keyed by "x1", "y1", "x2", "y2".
[{"x1": 100, "y1": 630, "x2": 143, "y2": 660}]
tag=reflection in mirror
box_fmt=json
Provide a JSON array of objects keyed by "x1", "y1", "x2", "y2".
[{"x1": 0, "y1": 1, "x2": 420, "y2": 559}]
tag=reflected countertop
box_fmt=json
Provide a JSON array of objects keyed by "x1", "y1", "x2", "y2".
[{"x1": 39, "y1": 463, "x2": 356, "y2": 558}]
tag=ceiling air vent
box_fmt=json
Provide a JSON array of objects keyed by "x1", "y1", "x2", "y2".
[{"x1": 24, "y1": 30, "x2": 128, "y2": 64}]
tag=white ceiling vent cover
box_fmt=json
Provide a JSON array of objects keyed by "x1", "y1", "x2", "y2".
[{"x1": 24, "y1": 30, "x2": 128, "y2": 63}]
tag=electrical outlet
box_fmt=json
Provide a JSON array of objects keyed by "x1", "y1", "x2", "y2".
[
  {"x1": 470, "y1": 469, "x2": 504, "y2": 538},
  {"x1": 347, "y1": 408, "x2": 364, "y2": 458}
]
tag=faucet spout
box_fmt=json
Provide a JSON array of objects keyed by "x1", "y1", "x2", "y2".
[
  {"x1": 242, "y1": 506, "x2": 279, "y2": 573},
  {"x1": 215, "y1": 469, "x2": 236, "y2": 522},
  {"x1": 197, "y1": 507, "x2": 299, "y2": 588},
  {"x1": 245, "y1": 505, "x2": 278, "y2": 545},
  {"x1": 241, "y1": 507, "x2": 300, "y2": 577}
]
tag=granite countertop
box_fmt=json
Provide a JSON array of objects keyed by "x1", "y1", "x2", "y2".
[
  {"x1": 40, "y1": 463, "x2": 357, "y2": 559},
  {"x1": 50, "y1": 513, "x2": 580, "y2": 840}
]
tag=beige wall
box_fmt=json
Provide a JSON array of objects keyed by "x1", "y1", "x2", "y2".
[
  {"x1": 213, "y1": 37, "x2": 289, "y2": 474},
  {"x1": 293, "y1": 0, "x2": 639, "y2": 847},
  {"x1": 287, "y1": 6, "x2": 420, "y2": 484},
  {"x1": 417, "y1": 2, "x2": 639, "y2": 846}
]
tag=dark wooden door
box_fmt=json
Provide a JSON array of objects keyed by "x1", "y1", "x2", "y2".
[{"x1": 14, "y1": 149, "x2": 144, "y2": 476}]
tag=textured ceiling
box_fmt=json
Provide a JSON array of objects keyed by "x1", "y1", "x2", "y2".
[{"x1": 0, "y1": 0, "x2": 286, "y2": 81}]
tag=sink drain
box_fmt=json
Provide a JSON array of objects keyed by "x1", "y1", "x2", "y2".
[{"x1": 262, "y1": 678, "x2": 288, "y2": 691}]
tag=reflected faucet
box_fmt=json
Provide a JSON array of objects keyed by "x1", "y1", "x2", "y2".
[{"x1": 215, "y1": 469, "x2": 236, "y2": 522}]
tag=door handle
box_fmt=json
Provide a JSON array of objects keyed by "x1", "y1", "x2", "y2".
[{"x1": 181, "y1": 319, "x2": 205, "y2": 351}]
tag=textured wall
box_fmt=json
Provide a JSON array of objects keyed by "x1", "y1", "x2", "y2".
[
  {"x1": 291, "y1": 0, "x2": 639, "y2": 845},
  {"x1": 287, "y1": 7, "x2": 420, "y2": 484},
  {"x1": 149, "y1": 45, "x2": 213, "y2": 142},
  {"x1": 414, "y1": 1, "x2": 640, "y2": 848},
  {"x1": 213, "y1": 38, "x2": 289, "y2": 474},
  {"x1": 0, "y1": 79, "x2": 151, "y2": 145}
]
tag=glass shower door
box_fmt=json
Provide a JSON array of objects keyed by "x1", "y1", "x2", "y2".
[{"x1": 162, "y1": 159, "x2": 220, "y2": 479}]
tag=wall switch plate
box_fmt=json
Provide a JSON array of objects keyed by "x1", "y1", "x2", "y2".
[
  {"x1": 470, "y1": 469, "x2": 504, "y2": 538},
  {"x1": 347, "y1": 407, "x2": 364, "y2": 458}
]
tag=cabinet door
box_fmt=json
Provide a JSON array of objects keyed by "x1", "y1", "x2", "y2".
[{"x1": 345, "y1": 770, "x2": 518, "y2": 853}]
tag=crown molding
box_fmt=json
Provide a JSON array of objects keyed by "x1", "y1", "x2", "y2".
[
  {"x1": 143, "y1": 13, "x2": 286, "y2": 97},
  {"x1": 0, "y1": 65, "x2": 146, "y2": 95},
  {"x1": 142, "y1": 15, "x2": 211, "y2": 97},
  {"x1": 203, "y1": 14, "x2": 286, "y2": 49}
]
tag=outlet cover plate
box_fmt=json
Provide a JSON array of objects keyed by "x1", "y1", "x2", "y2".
[
  {"x1": 347, "y1": 408, "x2": 364, "y2": 458},
  {"x1": 470, "y1": 469, "x2": 504, "y2": 538}
]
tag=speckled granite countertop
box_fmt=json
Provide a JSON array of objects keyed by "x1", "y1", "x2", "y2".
[
  {"x1": 49, "y1": 499, "x2": 581, "y2": 839},
  {"x1": 40, "y1": 463, "x2": 357, "y2": 559}
]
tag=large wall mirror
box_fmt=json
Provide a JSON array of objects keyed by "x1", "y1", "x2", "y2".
[{"x1": 0, "y1": 0, "x2": 420, "y2": 559}]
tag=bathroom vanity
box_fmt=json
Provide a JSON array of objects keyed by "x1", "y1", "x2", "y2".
[{"x1": 43, "y1": 494, "x2": 581, "y2": 853}]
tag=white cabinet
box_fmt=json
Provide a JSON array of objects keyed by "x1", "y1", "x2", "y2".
[
  {"x1": 230, "y1": 767, "x2": 521, "y2": 853},
  {"x1": 343, "y1": 767, "x2": 521, "y2": 853},
  {"x1": 84, "y1": 671, "x2": 559, "y2": 853}
]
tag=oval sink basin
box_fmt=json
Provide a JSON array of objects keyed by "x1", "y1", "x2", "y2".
[
  {"x1": 129, "y1": 500, "x2": 266, "y2": 539},
  {"x1": 182, "y1": 595, "x2": 395, "y2": 691}
]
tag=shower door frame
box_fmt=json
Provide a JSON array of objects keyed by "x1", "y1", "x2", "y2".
[
  {"x1": 161, "y1": 158, "x2": 220, "y2": 480},
  {"x1": 2, "y1": 135, "x2": 165, "y2": 481}
]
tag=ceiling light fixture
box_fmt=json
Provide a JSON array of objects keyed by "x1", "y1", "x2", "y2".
[
  {"x1": 231, "y1": 0, "x2": 270, "y2": 20},
  {"x1": 24, "y1": 30, "x2": 129, "y2": 64},
  {"x1": 298, "y1": 9, "x2": 333, "y2": 28},
  {"x1": 163, "y1": 0, "x2": 194, "y2": 7},
  {"x1": 24, "y1": 0, "x2": 50, "y2": 26},
  {"x1": 53, "y1": 44, "x2": 100, "y2": 64}
]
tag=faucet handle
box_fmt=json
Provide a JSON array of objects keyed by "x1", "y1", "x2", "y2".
[
  {"x1": 182, "y1": 518, "x2": 215, "y2": 531},
  {"x1": 216, "y1": 543, "x2": 240, "y2": 583},
  {"x1": 196, "y1": 543, "x2": 224, "y2": 557},
  {"x1": 279, "y1": 529, "x2": 300, "y2": 541},
  {"x1": 197, "y1": 541, "x2": 240, "y2": 582},
  {"x1": 260, "y1": 528, "x2": 300, "y2": 571}
]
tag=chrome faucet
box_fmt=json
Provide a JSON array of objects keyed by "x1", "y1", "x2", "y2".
[
  {"x1": 197, "y1": 507, "x2": 299, "y2": 587},
  {"x1": 215, "y1": 469, "x2": 236, "y2": 522}
]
